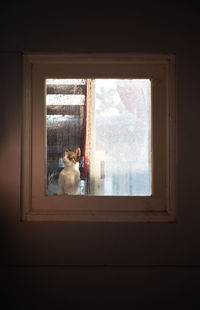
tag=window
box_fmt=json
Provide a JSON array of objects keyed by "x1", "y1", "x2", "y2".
[{"x1": 22, "y1": 53, "x2": 177, "y2": 222}]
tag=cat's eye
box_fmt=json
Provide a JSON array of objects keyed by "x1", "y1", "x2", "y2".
[{"x1": 46, "y1": 78, "x2": 152, "y2": 196}]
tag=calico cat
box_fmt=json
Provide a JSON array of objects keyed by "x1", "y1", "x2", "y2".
[{"x1": 57, "y1": 147, "x2": 81, "y2": 195}]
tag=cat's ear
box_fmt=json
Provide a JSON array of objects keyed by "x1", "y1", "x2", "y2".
[{"x1": 75, "y1": 147, "x2": 81, "y2": 157}]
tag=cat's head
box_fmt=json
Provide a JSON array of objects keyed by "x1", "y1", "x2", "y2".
[{"x1": 62, "y1": 147, "x2": 81, "y2": 166}]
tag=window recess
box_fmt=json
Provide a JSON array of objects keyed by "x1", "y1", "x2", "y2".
[{"x1": 22, "y1": 53, "x2": 177, "y2": 222}]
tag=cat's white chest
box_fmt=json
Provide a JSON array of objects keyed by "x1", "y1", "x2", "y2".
[{"x1": 57, "y1": 162, "x2": 80, "y2": 195}]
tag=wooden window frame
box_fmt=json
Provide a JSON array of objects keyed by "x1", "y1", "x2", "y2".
[{"x1": 21, "y1": 53, "x2": 177, "y2": 222}]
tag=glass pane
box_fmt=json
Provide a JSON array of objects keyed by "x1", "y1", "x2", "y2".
[
  {"x1": 46, "y1": 79, "x2": 86, "y2": 195},
  {"x1": 46, "y1": 78, "x2": 151, "y2": 196},
  {"x1": 93, "y1": 79, "x2": 151, "y2": 196}
]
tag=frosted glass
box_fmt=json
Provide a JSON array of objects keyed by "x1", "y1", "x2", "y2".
[{"x1": 92, "y1": 79, "x2": 151, "y2": 196}]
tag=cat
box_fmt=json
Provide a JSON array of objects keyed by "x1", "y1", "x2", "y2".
[{"x1": 57, "y1": 147, "x2": 81, "y2": 195}]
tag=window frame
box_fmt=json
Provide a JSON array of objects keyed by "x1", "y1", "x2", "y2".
[{"x1": 21, "y1": 53, "x2": 177, "y2": 222}]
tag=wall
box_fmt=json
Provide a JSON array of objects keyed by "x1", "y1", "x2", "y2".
[{"x1": 1, "y1": 3, "x2": 200, "y2": 308}]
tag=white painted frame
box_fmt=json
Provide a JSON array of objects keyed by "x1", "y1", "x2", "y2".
[{"x1": 21, "y1": 53, "x2": 177, "y2": 222}]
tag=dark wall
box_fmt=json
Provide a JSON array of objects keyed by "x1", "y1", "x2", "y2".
[{"x1": 1, "y1": 3, "x2": 200, "y2": 309}]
